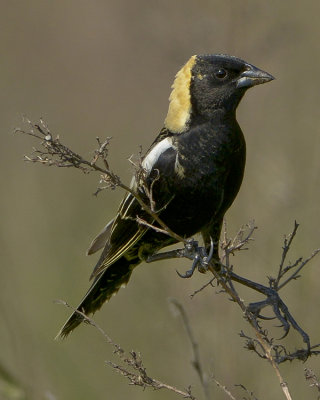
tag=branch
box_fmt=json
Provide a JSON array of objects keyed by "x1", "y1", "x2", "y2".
[
  {"x1": 210, "y1": 264, "x2": 294, "y2": 400},
  {"x1": 275, "y1": 220, "x2": 300, "y2": 288},
  {"x1": 170, "y1": 300, "x2": 260, "y2": 400},
  {"x1": 271, "y1": 221, "x2": 320, "y2": 291},
  {"x1": 17, "y1": 118, "x2": 320, "y2": 399},
  {"x1": 304, "y1": 368, "x2": 320, "y2": 398},
  {"x1": 55, "y1": 300, "x2": 197, "y2": 400},
  {"x1": 212, "y1": 378, "x2": 238, "y2": 400},
  {"x1": 234, "y1": 384, "x2": 259, "y2": 400},
  {"x1": 15, "y1": 117, "x2": 186, "y2": 244},
  {"x1": 169, "y1": 298, "x2": 210, "y2": 400},
  {"x1": 202, "y1": 222, "x2": 320, "y2": 399}
]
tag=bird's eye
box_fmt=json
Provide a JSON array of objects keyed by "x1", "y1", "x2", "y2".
[{"x1": 214, "y1": 68, "x2": 227, "y2": 79}]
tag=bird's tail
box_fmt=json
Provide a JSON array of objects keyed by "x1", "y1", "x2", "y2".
[{"x1": 55, "y1": 257, "x2": 136, "y2": 339}]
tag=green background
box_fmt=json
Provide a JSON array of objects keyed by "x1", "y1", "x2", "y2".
[{"x1": 1, "y1": 1, "x2": 320, "y2": 399}]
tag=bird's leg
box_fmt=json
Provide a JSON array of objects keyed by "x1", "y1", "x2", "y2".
[
  {"x1": 146, "y1": 238, "x2": 215, "y2": 278},
  {"x1": 219, "y1": 269, "x2": 310, "y2": 351},
  {"x1": 176, "y1": 255, "x2": 200, "y2": 278},
  {"x1": 148, "y1": 239, "x2": 309, "y2": 350},
  {"x1": 147, "y1": 240, "x2": 310, "y2": 350}
]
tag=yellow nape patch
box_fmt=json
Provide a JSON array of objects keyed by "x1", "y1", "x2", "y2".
[{"x1": 164, "y1": 55, "x2": 197, "y2": 133}]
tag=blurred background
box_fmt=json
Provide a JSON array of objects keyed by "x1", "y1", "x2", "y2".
[{"x1": 1, "y1": 1, "x2": 320, "y2": 399}]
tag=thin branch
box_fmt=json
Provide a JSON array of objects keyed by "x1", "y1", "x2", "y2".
[
  {"x1": 107, "y1": 359, "x2": 196, "y2": 399},
  {"x1": 208, "y1": 226, "x2": 296, "y2": 400},
  {"x1": 55, "y1": 299, "x2": 197, "y2": 400},
  {"x1": 212, "y1": 377, "x2": 238, "y2": 400},
  {"x1": 235, "y1": 384, "x2": 259, "y2": 400},
  {"x1": 275, "y1": 221, "x2": 299, "y2": 288},
  {"x1": 169, "y1": 298, "x2": 210, "y2": 400},
  {"x1": 18, "y1": 118, "x2": 320, "y2": 400},
  {"x1": 136, "y1": 216, "x2": 173, "y2": 237},
  {"x1": 221, "y1": 220, "x2": 257, "y2": 261},
  {"x1": 15, "y1": 118, "x2": 186, "y2": 244},
  {"x1": 270, "y1": 221, "x2": 320, "y2": 291},
  {"x1": 190, "y1": 278, "x2": 215, "y2": 299},
  {"x1": 305, "y1": 368, "x2": 320, "y2": 398},
  {"x1": 277, "y1": 248, "x2": 320, "y2": 290}
]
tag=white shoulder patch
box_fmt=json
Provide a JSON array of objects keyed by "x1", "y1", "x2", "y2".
[{"x1": 142, "y1": 137, "x2": 175, "y2": 172}]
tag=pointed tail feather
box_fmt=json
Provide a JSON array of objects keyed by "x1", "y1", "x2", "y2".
[{"x1": 55, "y1": 257, "x2": 135, "y2": 339}]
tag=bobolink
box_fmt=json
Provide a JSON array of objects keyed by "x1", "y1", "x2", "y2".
[{"x1": 57, "y1": 54, "x2": 274, "y2": 338}]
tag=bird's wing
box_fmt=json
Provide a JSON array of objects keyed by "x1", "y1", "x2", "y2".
[
  {"x1": 87, "y1": 218, "x2": 114, "y2": 255},
  {"x1": 87, "y1": 127, "x2": 173, "y2": 255},
  {"x1": 89, "y1": 193, "x2": 151, "y2": 279},
  {"x1": 90, "y1": 131, "x2": 178, "y2": 279}
]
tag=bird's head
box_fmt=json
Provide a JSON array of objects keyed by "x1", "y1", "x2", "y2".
[{"x1": 165, "y1": 54, "x2": 274, "y2": 133}]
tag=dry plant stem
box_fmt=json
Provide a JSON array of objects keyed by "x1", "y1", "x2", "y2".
[
  {"x1": 221, "y1": 222, "x2": 257, "y2": 259},
  {"x1": 234, "y1": 384, "x2": 259, "y2": 400},
  {"x1": 273, "y1": 220, "x2": 320, "y2": 291},
  {"x1": 277, "y1": 247, "x2": 320, "y2": 290},
  {"x1": 218, "y1": 222, "x2": 320, "y2": 361},
  {"x1": 207, "y1": 266, "x2": 293, "y2": 400},
  {"x1": 207, "y1": 223, "x2": 298, "y2": 399},
  {"x1": 275, "y1": 221, "x2": 299, "y2": 289},
  {"x1": 18, "y1": 119, "x2": 318, "y2": 400},
  {"x1": 212, "y1": 378, "x2": 237, "y2": 400},
  {"x1": 16, "y1": 118, "x2": 186, "y2": 244},
  {"x1": 106, "y1": 360, "x2": 196, "y2": 400},
  {"x1": 304, "y1": 368, "x2": 320, "y2": 396},
  {"x1": 92, "y1": 163, "x2": 184, "y2": 243},
  {"x1": 136, "y1": 216, "x2": 173, "y2": 236},
  {"x1": 190, "y1": 278, "x2": 215, "y2": 299},
  {"x1": 55, "y1": 300, "x2": 197, "y2": 400},
  {"x1": 170, "y1": 299, "x2": 210, "y2": 400},
  {"x1": 115, "y1": 182, "x2": 185, "y2": 243},
  {"x1": 171, "y1": 297, "x2": 254, "y2": 400},
  {"x1": 54, "y1": 300, "x2": 119, "y2": 347}
]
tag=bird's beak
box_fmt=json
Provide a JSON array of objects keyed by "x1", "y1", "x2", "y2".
[{"x1": 236, "y1": 64, "x2": 275, "y2": 89}]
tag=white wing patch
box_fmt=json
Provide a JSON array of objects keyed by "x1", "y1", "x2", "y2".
[{"x1": 142, "y1": 137, "x2": 175, "y2": 172}]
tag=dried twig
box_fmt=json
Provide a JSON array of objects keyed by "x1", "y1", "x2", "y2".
[
  {"x1": 14, "y1": 118, "x2": 186, "y2": 244},
  {"x1": 275, "y1": 220, "x2": 300, "y2": 288},
  {"x1": 55, "y1": 300, "x2": 197, "y2": 399},
  {"x1": 205, "y1": 222, "x2": 320, "y2": 399},
  {"x1": 190, "y1": 278, "x2": 215, "y2": 299},
  {"x1": 17, "y1": 118, "x2": 320, "y2": 400},
  {"x1": 234, "y1": 383, "x2": 259, "y2": 400},
  {"x1": 169, "y1": 298, "x2": 210, "y2": 400},
  {"x1": 269, "y1": 221, "x2": 320, "y2": 291},
  {"x1": 221, "y1": 220, "x2": 257, "y2": 262},
  {"x1": 212, "y1": 377, "x2": 238, "y2": 400},
  {"x1": 305, "y1": 368, "x2": 320, "y2": 398}
]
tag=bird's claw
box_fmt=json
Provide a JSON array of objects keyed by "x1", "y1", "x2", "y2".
[
  {"x1": 176, "y1": 256, "x2": 199, "y2": 278},
  {"x1": 247, "y1": 289, "x2": 310, "y2": 350},
  {"x1": 176, "y1": 238, "x2": 214, "y2": 278}
]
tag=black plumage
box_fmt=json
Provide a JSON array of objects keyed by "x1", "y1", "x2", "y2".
[{"x1": 57, "y1": 54, "x2": 273, "y2": 338}]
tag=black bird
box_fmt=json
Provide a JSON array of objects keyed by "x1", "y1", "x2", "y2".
[{"x1": 57, "y1": 54, "x2": 274, "y2": 338}]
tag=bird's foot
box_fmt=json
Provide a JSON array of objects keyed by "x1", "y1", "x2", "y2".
[
  {"x1": 146, "y1": 237, "x2": 215, "y2": 278},
  {"x1": 246, "y1": 286, "x2": 310, "y2": 352},
  {"x1": 176, "y1": 238, "x2": 214, "y2": 278}
]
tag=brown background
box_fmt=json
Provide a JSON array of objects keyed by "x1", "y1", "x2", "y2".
[{"x1": 1, "y1": 1, "x2": 320, "y2": 399}]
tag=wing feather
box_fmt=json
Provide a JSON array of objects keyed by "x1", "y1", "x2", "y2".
[
  {"x1": 90, "y1": 193, "x2": 152, "y2": 278},
  {"x1": 87, "y1": 218, "x2": 114, "y2": 255},
  {"x1": 89, "y1": 130, "x2": 177, "y2": 279}
]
